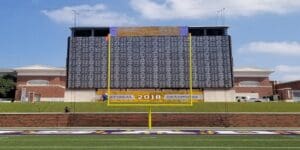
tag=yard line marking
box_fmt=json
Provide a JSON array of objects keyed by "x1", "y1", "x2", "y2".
[
  {"x1": 0, "y1": 146, "x2": 300, "y2": 149},
  {"x1": 1, "y1": 139, "x2": 300, "y2": 142}
]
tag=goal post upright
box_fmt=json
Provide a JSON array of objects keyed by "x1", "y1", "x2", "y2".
[
  {"x1": 148, "y1": 107, "x2": 152, "y2": 129},
  {"x1": 107, "y1": 34, "x2": 111, "y2": 106},
  {"x1": 189, "y1": 33, "x2": 193, "y2": 106}
]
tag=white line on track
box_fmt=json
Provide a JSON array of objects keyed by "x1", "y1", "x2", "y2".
[
  {"x1": 0, "y1": 146, "x2": 300, "y2": 149},
  {"x1": 1, "y1": 139, "x2": 300, "y2": 142}
]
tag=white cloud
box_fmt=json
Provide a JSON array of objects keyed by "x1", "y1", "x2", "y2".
[
  {"x1": 130, "y1": 0, "x2": 300, "y2": 20},
  {"x1": 275, "y1": 65, "x2": 300, "y2": 74},
  {"x1": 274, "y1": 65, "x2": 300, "y2": 82},
  {"x1": 42, "y1": 4, "x2": 136, "y2": 26},
  {"x1": 238, "y1": 41, "x2": 300, "y2": 56},
  {"x1": 279, "y1": 75, "x2": 300, "y2": 82}
]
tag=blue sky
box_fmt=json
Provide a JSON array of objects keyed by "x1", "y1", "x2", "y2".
[{"x1": 0, "y1": 0, "x2": 300, "y2": 81}]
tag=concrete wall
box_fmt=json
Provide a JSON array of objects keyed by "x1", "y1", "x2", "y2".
[
  {"x1": 235, "y1": 93, "x2": 259, "y2": 98},
  {"x1": 203, "y1": 89, "x2": 235, "y2": 102},
  {"x1": 41, "y1": 98, "x2": 65, "y2": 102},
  {"x1": 1, "y1": 113, "x2": 300, "y2": 127},
  {"x1": 64, "y1": 89, "x2": 98, "y2": 102}
]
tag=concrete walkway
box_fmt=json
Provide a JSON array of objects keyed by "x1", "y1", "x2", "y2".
[{"x1": 0, "y1": 127, "x2": 300, "y2": 135}]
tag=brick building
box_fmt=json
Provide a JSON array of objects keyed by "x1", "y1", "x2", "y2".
[
  {"x1": 7, "y1": 65, "x2": 276, "y2": 102},
  {"x1": 14, "y1": 65, "x2": 66, "y2": 102},
  {"x1": 275, "y1": 80, "x2": 300, "y2": 101},
  {"x1": 234, "y1": 67, "x2": 274, "y2": 99}
]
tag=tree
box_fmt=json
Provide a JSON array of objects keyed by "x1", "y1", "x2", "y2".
[{"x1": 0, "y1": 74, "x2": 16, "y2": 98}]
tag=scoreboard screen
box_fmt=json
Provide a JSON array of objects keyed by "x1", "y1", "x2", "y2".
[{"x1": 67, "y1": 27, "x2": 233, "y2": 89}]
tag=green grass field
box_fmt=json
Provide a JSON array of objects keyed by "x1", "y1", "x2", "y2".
[
  {"x1": 0, "y1": 135, "x2": 299, "y2": 150},
  {"x1": 0, "y1": 102, "x2": 300, "y2": 112}
]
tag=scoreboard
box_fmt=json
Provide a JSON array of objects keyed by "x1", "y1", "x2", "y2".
[{"x1": 67, "y1": 27, "x2": 233, "y2": 89}]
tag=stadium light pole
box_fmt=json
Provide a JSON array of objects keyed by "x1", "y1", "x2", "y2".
[
  {"x1": 72, "y1": 10, "x2": 79, "y2": 28},
  {"x1": 221, "y1": 8, "x2": 226, "y2": 25},
  {"x1": 216, "y1": 8, "x2": 226, "y2": 25}
]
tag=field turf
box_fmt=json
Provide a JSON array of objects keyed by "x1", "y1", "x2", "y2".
[
  {"x1": 0, "y1": 102, "x2": 300, "y2": 112},
  {"x1": 0, "y1": 135, "x2": 300, "y2": 149}
]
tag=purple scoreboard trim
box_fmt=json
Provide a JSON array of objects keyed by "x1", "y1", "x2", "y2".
[
  {"x1": 110, "y1": 27, "x2": 117, "y2": 36},
  {"x1": 179, "y1": 26, "x2": 188, "y2": 36}
]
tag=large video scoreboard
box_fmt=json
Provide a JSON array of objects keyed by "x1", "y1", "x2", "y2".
[{"x1": 67, "y1": 26, "x2": 233, "y2": 89}]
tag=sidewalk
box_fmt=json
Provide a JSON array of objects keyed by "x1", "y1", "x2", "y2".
[{"x1": 0, "y1": 127, "x2": 300, "y2": 135}]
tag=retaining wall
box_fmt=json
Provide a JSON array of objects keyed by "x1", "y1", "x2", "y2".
[{"x1": 0, "y1": 113, "x2": 299, "y2": 127}]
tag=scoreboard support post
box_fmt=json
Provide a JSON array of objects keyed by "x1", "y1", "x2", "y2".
[
  {"x1": 107, "y1": 34, "x2": 111, "y2": 106},
  {"x1": 189, "y1": 33, "x2": 193, "y2": 105},
  {"x1": 148, "y1": 107, "x2": 152, "y2": 129}
]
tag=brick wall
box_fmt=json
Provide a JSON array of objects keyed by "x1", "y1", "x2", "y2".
[
  {"x1": 0, "y1": 114, "x2": 69, "y2": 127},
  {"x1": 275, "y1": 81, "x2": 300, "y2": 100},
  {"x1": 234, "y1": 77, "x2": 272, "y2": 86},
  {"x1": 276, "y1": 81, "x2": 300, "y2": 90},
  {"x1": 15, "y1": 86, "x2": 65, "y2": 99},
  {"x1": 17, "y1": 76, "x2": 65, "y2": 86},
  {"x1": 1, "y1": 113, "x2": 300, "y2": 127},
  {"x1": 234, "y1": 77, "x2": 273, "y2": 97},
  {"x1": 153, "y1": 113, "x2": 300, "y2": 127},
  {"x1": 15, "y1": 76, "x2": 66, "y2": 100},
  {"x1": 276, "y1": 88, "x2": 292, "y2": 100},
  {"x1": 235, "y1": 87, "x2": 273, "y2": 97}
]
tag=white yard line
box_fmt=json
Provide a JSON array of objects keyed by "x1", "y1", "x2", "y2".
[
  {"x1": 1, "y1": 139, "x2": 300, "y2": 142},
  {"x1": 0, "y1": 146, "x2": 300, "y2": 149}
]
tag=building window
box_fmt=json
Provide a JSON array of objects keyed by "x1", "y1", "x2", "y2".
[
  {"x1": 239, "y1": 81, "x2": 260, "y2": 87},
  {"x1": 27, "y1": 80, "x2": 49, "y2": 86},
  {"x1": 293, "y1": 90, "x2": 300, "y2": 100}
]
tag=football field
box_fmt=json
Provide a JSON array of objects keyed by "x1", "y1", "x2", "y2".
[{"x1": 0, "y1": 135, "x2": 300, "y2": 150}]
